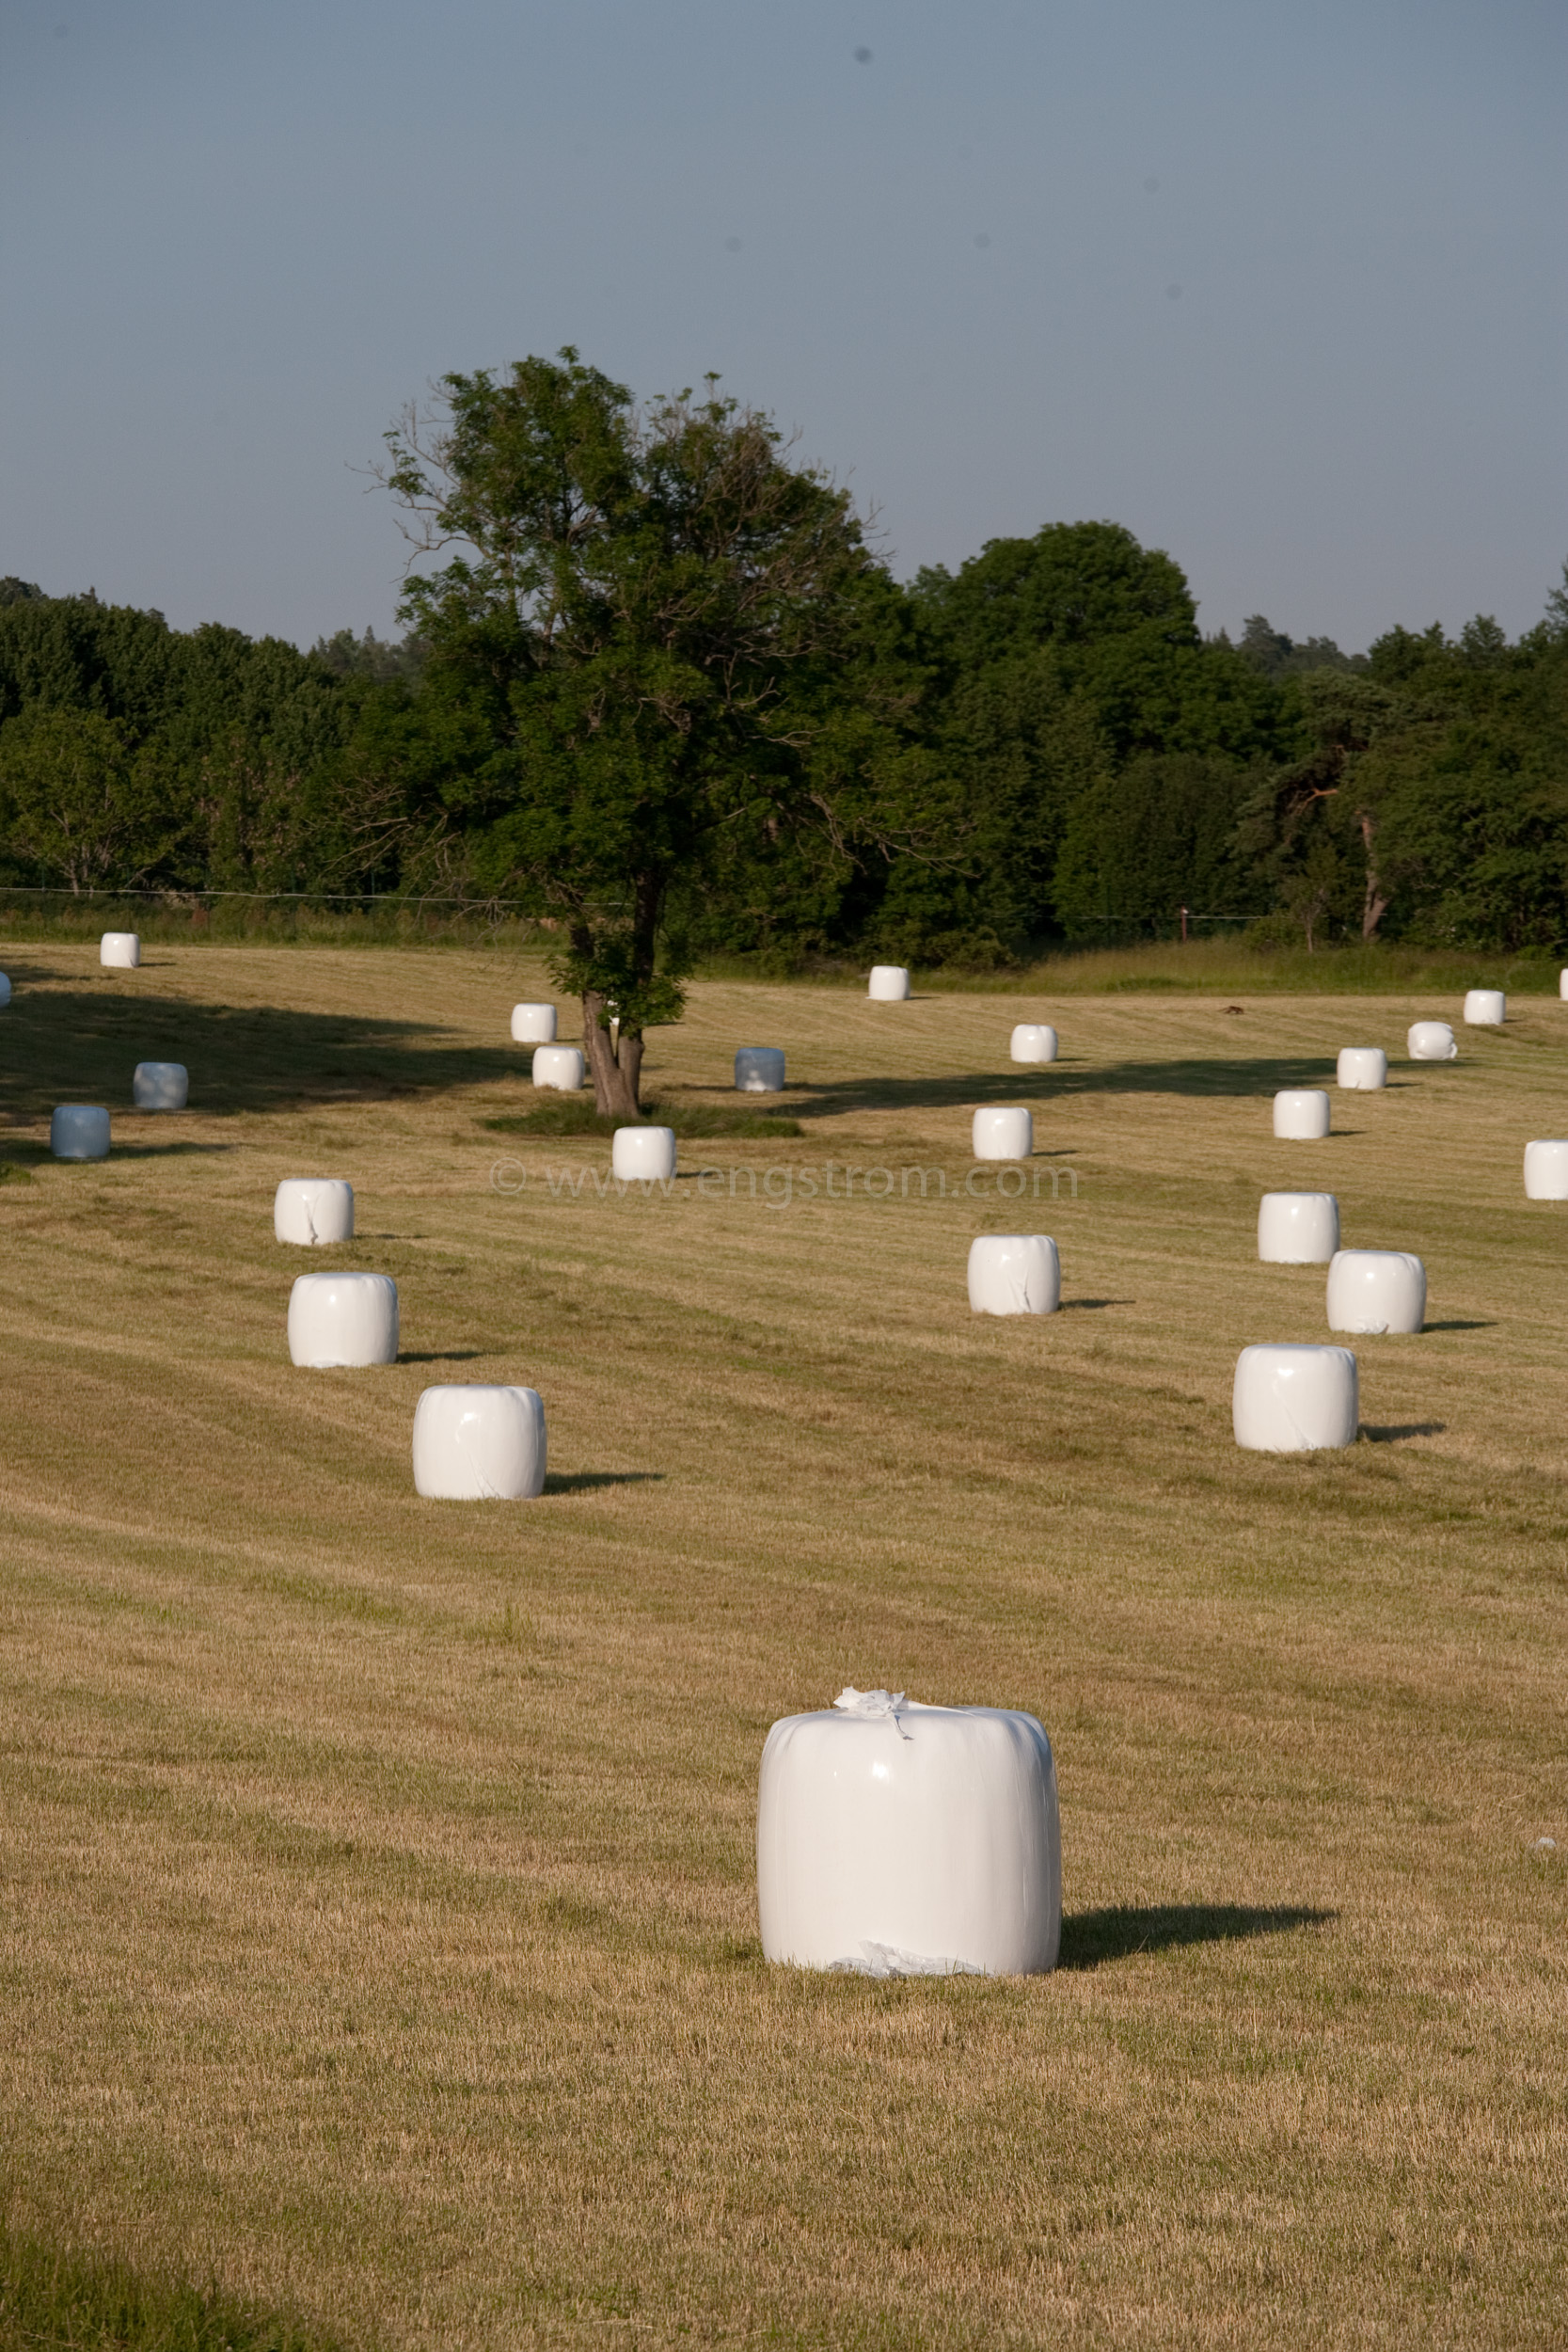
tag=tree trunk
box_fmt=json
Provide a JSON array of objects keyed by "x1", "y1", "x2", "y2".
[
  {"x1": 1358, "y1": 810, "x2": 1389, "y2": 942},
  {"x1": 582, "y1": 986, "x2": 643, "y2": 1120}
]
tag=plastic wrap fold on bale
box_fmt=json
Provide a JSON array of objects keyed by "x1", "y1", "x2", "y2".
[
  {"x1": 967, "y1": 1234, "x2": 1060, "y2": 1315},
  {"x1": 1408, "y1": 1021, "x2": 1457, "y2": 1061},
  {"x1": 51, "y1": 1105, "x2": 110, "y2": 1160},
  {"x1": 412, "y1": 1384, "x2": 546, "y2": 1499},
  {"x1": 756, "y1": 1688, "x2": 1062, "y2": 1977},
  {"x1": 867, "y1": 965, "x2": 911, "y2": 1001},
  {"x1": 611, "y1": 1125, "x2": 676, "y2": 1182},
  {"x1": 511, "y1": 1003, "x2": 557, "y2": 1043},
  {"x1": 1524, "y1": 1140, "x2": 1568, "y2": 1200},
  {"x1": 1336, "y1": 1047, "x2": 1387, "y2": 1091},
  {"x1": 531, "y1": 1045, "x2": 584, "y2": 1091},
  {"x1": 1009, "y1": 1024, "x2": 1058, "y2": 1064},
  {"x1": 133, "y1": 1061, "x2": 187, "y2": 1110},
  {"x1": 1233, "y1": 1343, "x2": 1358, "y2": 1452},
  {"x1": 287, "y1": 1272, "x2": 398, "y2": 1367},
  {"x1": 735, "y1": 1047, "x2": 785, "y2": 1092},
  {"x1": 972, "y1": 1105, "x2": 1034, "y2": 1161},
  {"x1": 1273, "y1": 1089, "x2": 1330, "y2": 1139},
  {"x1": 1464, "y1": 989, "x2": 1505, "y2": 1026},
  {"x1": 1257, "y1": 1192, "x2": 1339, "y2": 1263},
  {"x1": 274, "y1": 1178, "x2": 354, "y2": 1247},
  {"x1": 1326, "y1": 1249, "x2": 1426, "y2": 1335},
  {"x1": 100, "y1": 932, "x2": 140, "y2": 969}
]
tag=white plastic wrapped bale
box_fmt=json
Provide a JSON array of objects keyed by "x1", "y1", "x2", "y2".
[
  {"x1": 412, "y1": 1384, "x2": 546, "y2": 1499},
  {"x1": 1464, "y1": 989, "x2": 1506, "y2": 1025},
  {"x1": 100, "y1": 932, "x2": 140, "y2": 969},
  {"x1": 1273, "y1": 1089, "x2": 1330, "y2": 1139},
  {"x1": 1336, "y1": 1047, "x2": 1387, "y2": 1090},
  {"x1": 511, "y1": 1003, "x2": 558, "y2": 1043},
  {"x1": 1560, "y1": 970, "x2": 1568, "y2": 1002},
  {"x1": 132, "y1": 1061, "x2": 187, "y2": 1110},
  {"x1": 972, "y1": 1105, "x2": 1033, "y2": 1161},
  {"x1": 0, "y1": 973, "x2": 10, "y2": 1007},
  {"x1": 1257, "y1": 1191, "x2": 1339, "y2": 1263},
  {"x1": 967, "y1": 1234, "x2": 1059, "y2": 1315},
  {"x1": 51, "y1": 1105, "x2": 110, "y2": 1160},
  {"x1": 735, "y1": 1047, "x2": 785, "y2": 1092},
  {"x1": 611, "y1": 1125, "x2": 677, "y2": 1181},
  {"x1": 531, "y1": 1045, "x2": 585, "y2": 1091},
  {"x1": 287, "y1": 1273, "x2": 398, "y2": 1367},
  {"x1": 1009, "y1": 1024, "x2": 1058, "y2": 1064},
  {"x1": 1524, "y1": 1140, "x2": 1568, "y2": 1200},
  {"x1": 1233, "y1": 1343, "x2": 1358, "y2": 1452},
  {"x1": 867, "y1": 965, "x2": 911, "y2": 1000},
  {"x1": 1326, "y1": 1249, "x2": 1426, "y2": 1335},
  {"x1": 756, "y1": 1688, "x2": 1062, "y2": 1977},
  {"x1": 274, "y1": 1178, "x2": 355, "y2": 1246},
  {"x1": 1408, "y1": 1021, "x2": 1457, "y2": 1060}
]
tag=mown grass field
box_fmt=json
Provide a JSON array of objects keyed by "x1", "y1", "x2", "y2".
[{"x1": 1, "y1": 941, "x2": 1564, "y2": 2349}]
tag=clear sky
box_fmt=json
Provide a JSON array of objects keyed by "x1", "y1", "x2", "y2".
[{"x1": 3, "y1": 0, "x2": 1563, "y2": 655}]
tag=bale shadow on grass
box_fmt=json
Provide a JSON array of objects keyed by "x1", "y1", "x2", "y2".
[
  {"x1": 398, "y1": 1350, "x2": 484, "y2": 1364},
  {"x1": 1423, "y1": 1319, "x2": 1497, "y2": 1332},
  {"x1": 1059, "y1": 1901, "x2": 1336, "y2": 1970},
  {"x1": 1058, "y1": 1297, "x2": 1133, "y2": 1311},
  {"x1": 543, "y1": 1470, "x2": 664, "y2": 1495},
  {"x1": 1361, "y1": 1422, "x2": 1447, "y2": 1442}
]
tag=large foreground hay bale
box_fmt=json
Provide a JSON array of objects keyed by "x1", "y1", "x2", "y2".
[{"x1": 756, "y1": 1688, "x2": 1061, "y2": 1977}]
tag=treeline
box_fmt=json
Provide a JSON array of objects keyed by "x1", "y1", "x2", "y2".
[{"x1": 3, "y1": 523, "x2": 1567, "y2": 963}]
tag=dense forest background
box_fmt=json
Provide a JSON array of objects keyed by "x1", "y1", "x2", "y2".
[{"x1": 3, "y1": 516, "x2": 1566, "y2": 969}]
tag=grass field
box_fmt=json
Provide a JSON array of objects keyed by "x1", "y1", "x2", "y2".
[{"x1": 1, "y1": 942, "x2": 1565, "y2": 2349}]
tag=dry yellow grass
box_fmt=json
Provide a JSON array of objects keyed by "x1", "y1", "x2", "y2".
[{"x1": 1, "y1": 941, "x2": 1565, "y2": 2349}]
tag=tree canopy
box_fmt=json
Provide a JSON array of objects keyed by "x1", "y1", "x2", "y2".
[{"x1": 3, "y1": 360, "x2": 1567, "y2": 984}]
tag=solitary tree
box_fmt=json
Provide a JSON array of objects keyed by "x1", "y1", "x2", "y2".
[{"x1": 380, "y1": 351, "x2": 898, "y2": 1116}]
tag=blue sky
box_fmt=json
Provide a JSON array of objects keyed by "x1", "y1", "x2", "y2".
[{"x1": 2, "y1": 0, "x2": 1562, "y2": 652}]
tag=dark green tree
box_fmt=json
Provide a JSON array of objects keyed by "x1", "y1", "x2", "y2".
[
  {"x1": 0, "y1": 707, "x2": 179, "y2": 893},
  {"x1": 380, "y1": 350, "x2": 919, "y2": 1114}
]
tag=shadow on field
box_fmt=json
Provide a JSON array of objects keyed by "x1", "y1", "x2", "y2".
[
  {"x1": 1059, "y1": 1901, "x2": 1335, "y2": 1969},
  {"x1": 1361, "y1": 1422, "x2": 1446, "y2": 1442},
  {"x1": 0, "y1": 1136, "x2": 232, "y2": 1165},
  {"x1": 1059, "y1": 1297, "x2": 1132, "y2": 1311},
  {"x1": 544, "y1": 1470, "x2": 664, "y2": 1494},
  {"x1": 0, "y1": 980, "x2": 524, "y2": 1118},
  {"x1": 788, "y1": 1056, "x2": 1340, "y2": 1120},
  {"x1": 1424, "y1": 1319, "x2": 1496, "y2": 1333}
]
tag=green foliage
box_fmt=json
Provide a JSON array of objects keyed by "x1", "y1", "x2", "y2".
[
  {"x1": 378, "y1": 348, "x2": 920, "y2": 1102},
  {"x1": 3, "y1": 368, "x2": 1566, "y2": 969},
  {"x1": 1053, "y1": 754, "x2": 1265, "y2": 940},
  {"x1": 0, "y1": 707, "x2": 178, "y2": 893}
]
